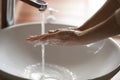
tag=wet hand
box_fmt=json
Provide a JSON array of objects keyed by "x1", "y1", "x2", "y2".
[{"x1": 27, "y1": 27, "x2": 82, "y2": 46}]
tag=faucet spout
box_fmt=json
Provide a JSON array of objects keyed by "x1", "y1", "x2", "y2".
[
  {"x1": 1, "y1": 0, "x2": 48, "y2": 28},
  {"x1": 20, "y1": 0, "x2": 48, "y2": 11},
  {"x1": 1, "y1": 0, "x2": 15, "y2": 29}
]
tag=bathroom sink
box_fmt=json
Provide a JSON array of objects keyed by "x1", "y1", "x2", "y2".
[{"x1": 0, "y1": 23, "x2": 120, "y2": 80}]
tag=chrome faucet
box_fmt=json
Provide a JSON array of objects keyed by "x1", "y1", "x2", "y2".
[
  {"x1": 20, "y1": 0, "x2": 48, "y2": 11},
  {"x1": 1, "y1": 0, "x2": 48, "y2": 29}
]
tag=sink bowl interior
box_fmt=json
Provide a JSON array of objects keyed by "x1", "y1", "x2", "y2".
[{"x1": 0, "y1": 23, "x2": 120, "y2": 80}]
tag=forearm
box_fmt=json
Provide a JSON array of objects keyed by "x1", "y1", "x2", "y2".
[
  {"x1": 79, "y1": 0, "x2": 120, "y2": 31},
  {"x1": 79, "y1": 13, "x2": 120, "y2": 45}
]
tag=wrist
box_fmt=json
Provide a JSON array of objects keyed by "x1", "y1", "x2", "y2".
[{"x1": 115, "y1": 8, "x2": 120, "y2": 27}]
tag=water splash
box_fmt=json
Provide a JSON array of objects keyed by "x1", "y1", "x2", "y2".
[
  {"x1": 23, "y1": 63, "x2": 76, "y2": 80},
  {"x1": 86, "y1": 40, "x2": 106, "y2": 54},
  {"x1": 24, "y1": 11, "x2": 76, "y2": 80}
]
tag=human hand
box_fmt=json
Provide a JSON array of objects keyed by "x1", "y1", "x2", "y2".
[{"x1": 26, "y1": 27, "x2": 82, "y2": 46}]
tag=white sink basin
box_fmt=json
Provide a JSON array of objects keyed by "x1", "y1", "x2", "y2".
[{"x1": 0, "y1": 23, "x2": 120, "y2": 80}]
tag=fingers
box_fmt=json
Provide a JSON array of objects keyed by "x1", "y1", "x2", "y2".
[
  {"x1": 26, "y1": 33, "x2": 56, "y2": 46},
  {"x1": 39, "y1": 33, "x2": 55, "y2": 41},
  {"x1": 27, "y1": 27, "x2": 79, "y2": 41},
  {"x1": 26, "y1": 27, "x2": 81, "y2": 46},
  {"x1": 26, "y1": 35, "x2": 40, "y2": 41},
  {"x1": 27, "y1": 30, "x2": 80, "y2": 43},
  {"x1": 48, "y1": 28, "x2": 67, "y2": 33},
  {"x1": 26, "y1": 33, "x2": 56, "y2": 42},
  {"x1": 48, "y1": 27, "x2": 77, "y2": 33}
]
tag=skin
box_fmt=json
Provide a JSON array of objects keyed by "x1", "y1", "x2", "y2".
[
  {"x1": 27, "y1": 0, "x2": 120, "y2": 46},
  {"x1": 79, "y1": 13, "x2": 120, "y2": 44},
  {"x1": 79, "y1": 0, "x2": 120, "y2": 31}
]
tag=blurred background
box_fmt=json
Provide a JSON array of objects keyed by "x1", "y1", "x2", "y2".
[
  {"x1": 1, "y1": 0, "x2": 120, "y2": 80},
  {"x1": 0, "y1": 0, "x2": 106, "y2": 29}
]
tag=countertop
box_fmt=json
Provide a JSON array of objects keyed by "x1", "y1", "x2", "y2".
[{"x1": 112, "y1": 71, "x2": 120, "y2": 80}]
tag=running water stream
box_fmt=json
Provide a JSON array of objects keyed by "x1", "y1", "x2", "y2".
[
  {"x1": 40, "y1": 11, "x2": 46, "y2": 79},
  {"x1": 23, "y1": 12, "x2": 76, "y2": 80},
  {"x1": 23, "y1": 11, "x2": 106, "y2": 80}
]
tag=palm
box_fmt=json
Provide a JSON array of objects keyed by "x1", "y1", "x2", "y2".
[{"x1": 27, "y1": 28, "x2": 81, "y2": 46}]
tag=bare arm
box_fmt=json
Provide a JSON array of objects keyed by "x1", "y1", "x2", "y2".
[
  {"x1": 78, "y1": 0, "x2": 120, "y2": 31},
  {"x1": 79, "y1": 12, "x2": 120, "y2": 44},
  {"x1": 26, "y1": 0, "x2": 120, "y2": 46}
]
